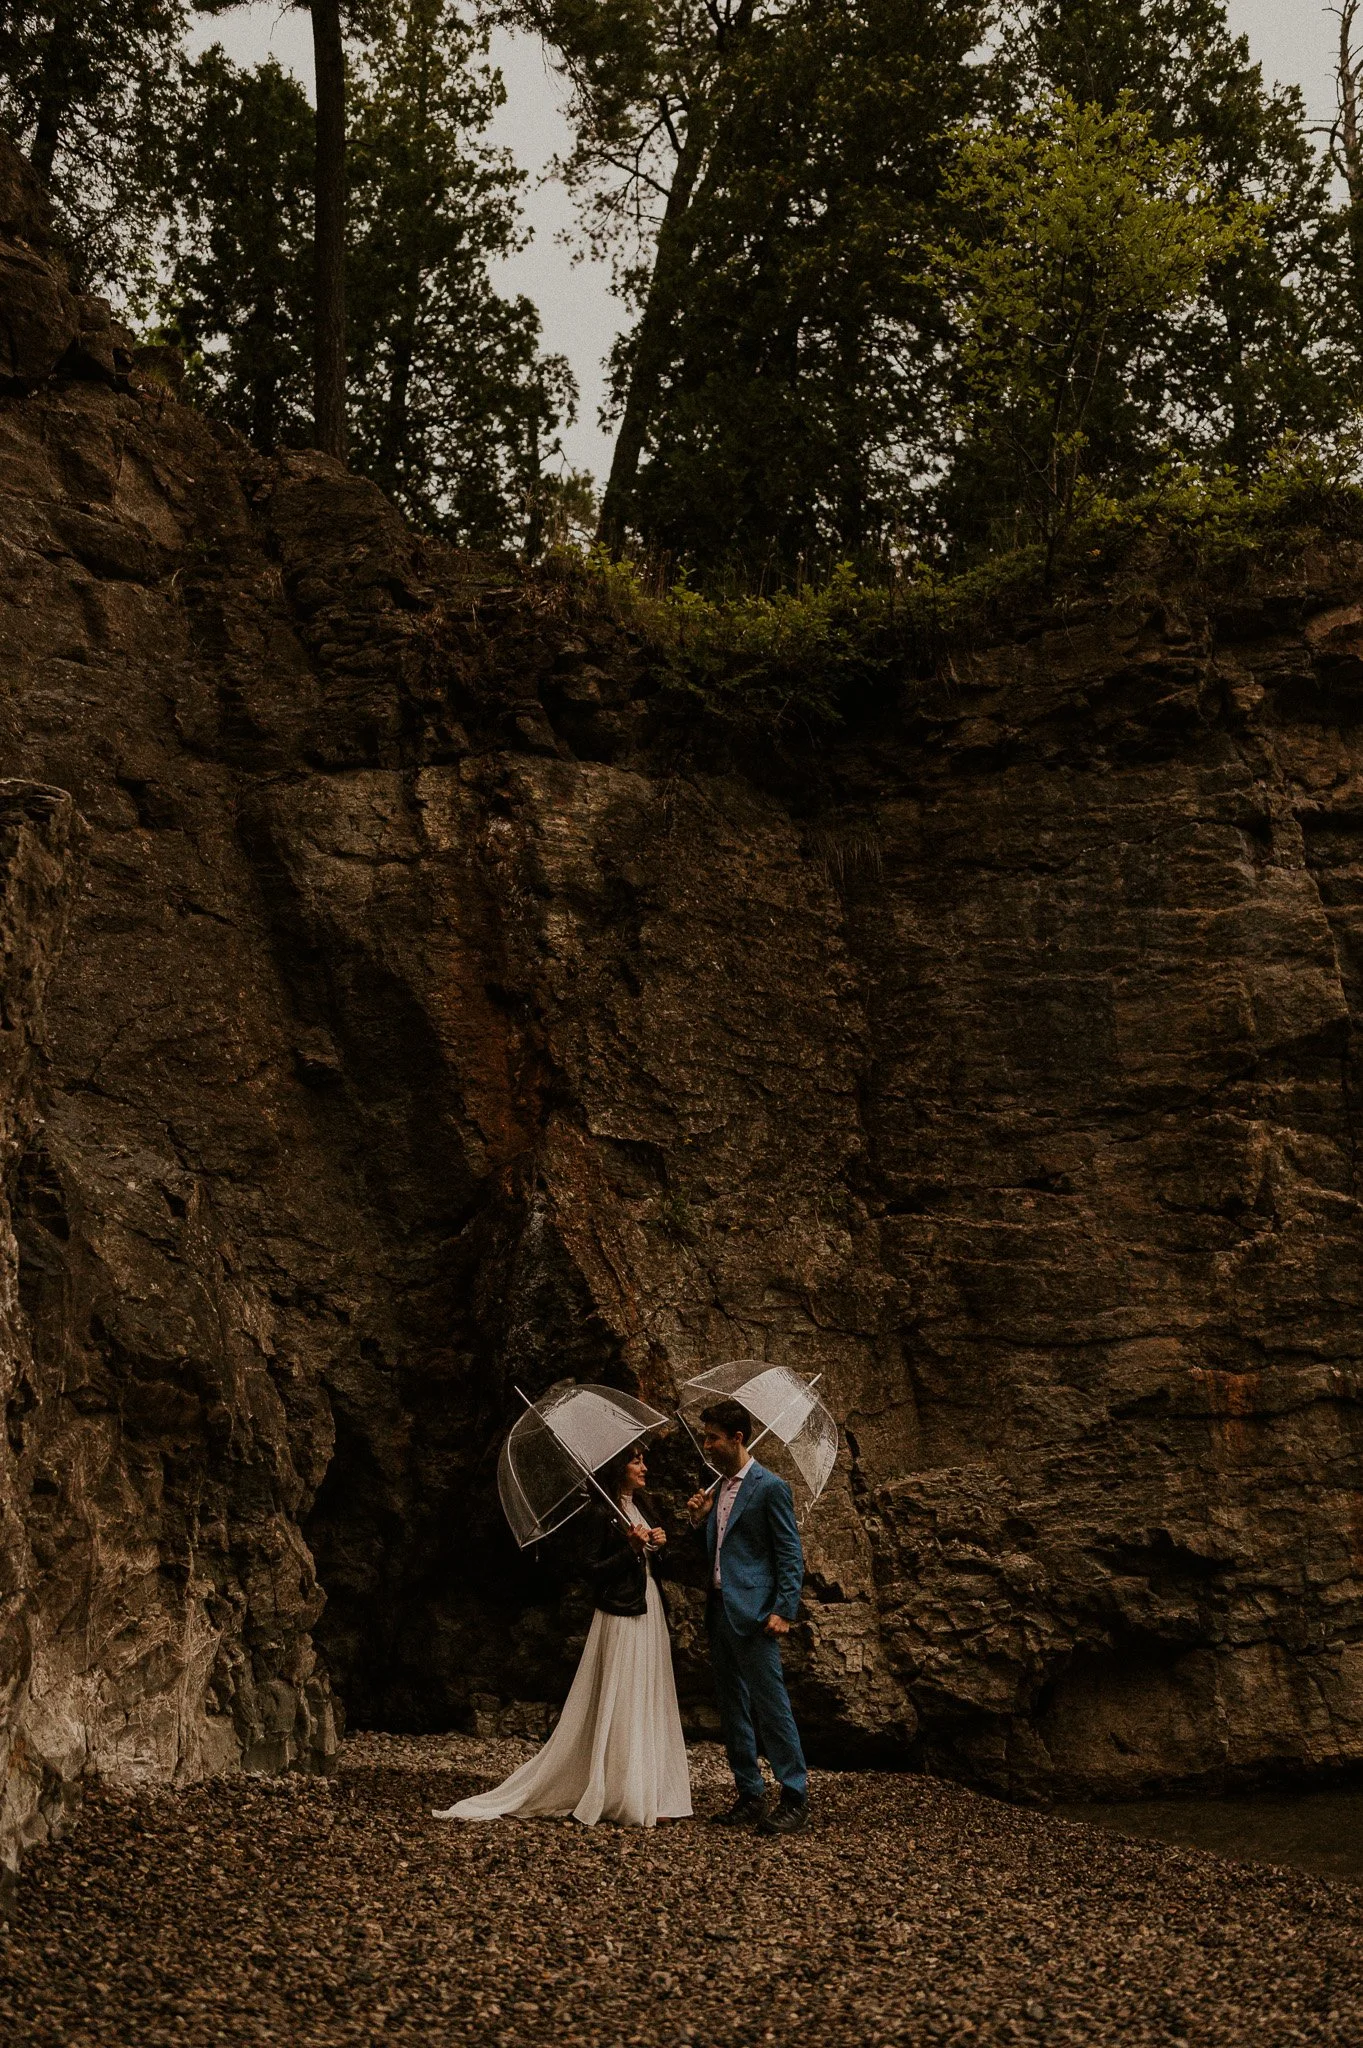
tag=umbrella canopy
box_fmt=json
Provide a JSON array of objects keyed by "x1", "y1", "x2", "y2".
[
  {"x1": 497, "y1": 1380, "x2": 670, "y2": 1549},
  {"x1": 677, "y1": 1359, "x2": 838, "y2": 1516}
]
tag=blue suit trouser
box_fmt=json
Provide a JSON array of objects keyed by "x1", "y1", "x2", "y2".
[{"x1": 707, "y1": 1596, "x2": 808, "y2": 1800}]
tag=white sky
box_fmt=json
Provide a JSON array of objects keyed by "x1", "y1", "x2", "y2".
[{"x1": 185, "y1": 0, "x2": 1345, "y2": 484}]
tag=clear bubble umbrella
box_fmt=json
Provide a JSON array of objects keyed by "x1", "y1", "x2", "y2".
[
  {"x1": 497, "y1": 1380, "x2": 670, "y2": 1548},
  {"x1": 677, "y1": 1360, "x2": 838, "y2": 1519}
]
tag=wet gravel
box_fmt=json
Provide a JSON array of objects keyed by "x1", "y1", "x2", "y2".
[{"x1": 3, "y1": 1733, "x2": 1361, "y2": 2046}]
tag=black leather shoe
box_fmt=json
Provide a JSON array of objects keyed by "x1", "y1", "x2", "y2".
[
  {"x1": 758, "y1": 1791, "x2": 809, "y2": 1835},
  {"x1": 709, "y1": 1792, "x2": 768, "y2": 1828}
]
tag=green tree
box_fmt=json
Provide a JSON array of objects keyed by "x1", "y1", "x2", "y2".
[
  {"x1": 158, "y1": 52, "x2": 315, "y2": 452},
  {"x1": 346, "y1": 0, "x2": 575, "y2": 544},
  {"x1": 624, "y1": 0, "x2": 992, "y2": 583},
  {"x1": 1004, "y1": 0, "x2": 1351, "y2": 472},
  {"x1": 193, "y1": 0, "x2": 354, "y2": 458},
  {"x1": 506, "y1": 0, "x2": 788, "y2": 551},
  {"x1": 927, "y1": 92, "x2": 1256, "y2": 576},
  {"x1": 163, "y1": 11, "x2": 572, "y2": 544},
  {"x1": 0, "y1": 0, "x2": 186, "y2": 293},
  {"x1": 511, "y1": 0, "x2": 990, "y2": 574}
]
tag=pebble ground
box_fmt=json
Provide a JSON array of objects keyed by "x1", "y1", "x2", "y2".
[{"x1": 3, "y1": 1733, "x2": 1361, "y2": 2046}]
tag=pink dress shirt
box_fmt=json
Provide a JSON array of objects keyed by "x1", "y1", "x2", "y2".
[{"x1": 712, "y1": 1461, "x2": 755, "y2": 1589}]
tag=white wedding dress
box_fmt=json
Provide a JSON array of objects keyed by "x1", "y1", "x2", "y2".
[{"x1": 434, "y1": 1501, "x2": 693, "y2": 1828}]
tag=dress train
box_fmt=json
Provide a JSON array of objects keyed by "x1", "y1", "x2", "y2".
[{"x1": 434, "y1": 1525, "x2": 691, "y2": 1828}]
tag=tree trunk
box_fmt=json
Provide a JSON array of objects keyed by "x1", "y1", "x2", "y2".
[
  {"x1": 522, "y1": 416, "x2": 545, "y2": 565},
  {"x1": 1339, "y1": 4, "x2": 1363, "y2": 334},
  {"x1": 377, "y1": 308, "x2": 416, "y2": 495},
  {"x1": 590, "y1": 0, "x2": 758, "y2": 555},
  {"x1": 30, "y1": 96, "x2": 61, "y2": 184},
  {"x1": 311, "y1": 0, "x2": 347, "y2": 460},
  {"x1": 834, "y1": 317, "x2": 866, "y2": 568},
  {"x1": 375, "y1": 19, "x2": 428, "y2": 497},
  {"x1": 29, "y1": 10, "x2": 72, "y2": 185},
  {"x1": 595, "y1": 121, "x2": 707, "y2": 556},
  {"x1": 249, "y1": 291, "x2": 279, "y2": 454}
]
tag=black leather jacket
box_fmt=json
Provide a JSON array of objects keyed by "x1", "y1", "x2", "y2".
[{"x1": 582, "y1": 1492, "x2": 669, "y2": 1617}]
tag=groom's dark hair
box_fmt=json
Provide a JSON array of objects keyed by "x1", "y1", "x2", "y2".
[{"x1": 699, "y1": 1399, "x2": 751, "y2": 1444}]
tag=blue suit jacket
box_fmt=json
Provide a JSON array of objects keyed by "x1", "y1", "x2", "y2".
[{"x1": 705, "y1": 1461, "x2": 805, "y2": 1636}]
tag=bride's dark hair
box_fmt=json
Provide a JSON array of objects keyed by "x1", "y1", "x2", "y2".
[{"x1": 602, "y1": 1440, "x2": 646, "y2": 1502}]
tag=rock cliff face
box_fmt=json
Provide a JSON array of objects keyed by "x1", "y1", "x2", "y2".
[
  {"x1": 0, "y1": 777, "x2": 82, "y2": 1885},
  {"x1": 5, "y1": 135, "x2": 1363, "y2": 1877},
  {"x1": 844, "y1": 588, "x2": 1363, "y2": 1794}
]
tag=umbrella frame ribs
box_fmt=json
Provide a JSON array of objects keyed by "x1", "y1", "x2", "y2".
[
  {"x1": 683, "y1": 1372, "x2": 824, "y2": 1496},
  {"x1": 514, "y1": 1385, "x2": 642, "y2": 1533}
]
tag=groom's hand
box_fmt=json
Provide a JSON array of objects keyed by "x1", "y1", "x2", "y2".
[
  {"x1": 686, "y1": 1491, "x2": 711, "y2": 1525},
  {"x1": 764, "y1": 1614, "x2": 791, "y2": 1636}
]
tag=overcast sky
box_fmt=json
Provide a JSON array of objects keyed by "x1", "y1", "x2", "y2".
[{"x1": 184, "y1": 0, "x2": 1345, "y2": 482}]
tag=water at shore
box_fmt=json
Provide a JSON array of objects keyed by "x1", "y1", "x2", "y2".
[{"x1": 1057, "y1": 1786, "x2": 1363, "y2": 1884}]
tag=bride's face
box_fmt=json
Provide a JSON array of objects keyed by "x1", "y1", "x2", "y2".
[{"x1": 624, "y1": 1450, "x2": 647, "y2": 1493}]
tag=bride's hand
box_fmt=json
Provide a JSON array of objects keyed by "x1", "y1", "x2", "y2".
[
  {"x1": 626, "y1": 1522, "x2": 651, "y2": 1551},
  {"x1": 648, "y1": 1527, "x2": 666, "y2": 1547}
]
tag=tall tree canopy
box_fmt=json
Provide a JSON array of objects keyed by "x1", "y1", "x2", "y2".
[
  {"x1": 159, "y1": 4, "x2": 574, "y2": 550},
  {"x1": 1328, "y1": 0, "x2": 1363, "y2": 336},
  {"x1": 1004, "y1": 0, "x2": 1354, "y2": 471},
  {"x1": 0, "y1": 0, "x2": 186, "y2": 293},
  {"x1": 505, "y1": 0, "x2": 779, "y2": 553},
  {"x1": 513, "y1": 0, "x2": 1358, "y2": 579},
  {"x1": 511, "y1": 0, "x2": 991, "y2": 577},
  {"x1": 3, "y1": 0, "x2": 1361, "y2": 589},
  {"x1": 928, "y1": 91, "x2": 1255, "y2": 573},
  {"x1": 160, "y1": 51, "x2": 316, "y2": 453},
  {"x1": 192, "y1": 0, "x2": 354, "y2": 458},
  {"x1": 346, "y1": 0, "x2": 574, "y2": 540},
  {"x1": 624, "y1": 0, "x2": 993, "y2": 582}
]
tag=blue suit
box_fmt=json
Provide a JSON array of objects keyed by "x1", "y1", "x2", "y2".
[{"x1": 704, "y1": 1462, "x2": 808, "y2": 1799}]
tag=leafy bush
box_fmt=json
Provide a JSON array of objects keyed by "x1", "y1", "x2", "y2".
[{"x1": 540, "y1": 444, "x2": 1363, "y2": 742}]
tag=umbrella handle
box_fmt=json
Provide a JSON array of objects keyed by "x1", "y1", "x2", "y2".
[
  {"x1": 514, "y1": 1386, "x2": 639, "y2": 1532},
  {"x1": 681, "y1": 1373, "x2": 824, "y2": 1493}
]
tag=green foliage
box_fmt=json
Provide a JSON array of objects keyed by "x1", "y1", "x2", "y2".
[
  {"x1": 514, "y1": 0, "x2": 992, "y2": 577},
  {"x1": 626, "y1": 0, "x2": 993, "y2": 583},
  {"x1": 504, "y1": 0, "x2": 789, "y2": 555},
  {"x1": 554, "y1": 446, "x2": 1363, "y2": 740},
  {"x1": 524, "y1": 0, "x2": 1351, "y2": 590},
  {"x1": 528, "y1": 469, "x2": 599, "y2": 554},
  {"x1": 1007, "y1": 0, "x2": 1356, "y2": 469},
  {"x1": 504, "y1": 0, "x2": 739, "y2": 275},
  {"x1": 158, "y1": 51, "x2": 316, "y2": 450},
  {"x1": 573, "y1": 551, "x2": 949, "y2": 737},
  {"x1": 1069, "y1": 436, "x2": 1363, "y2": 573},
  {"x1": 0, "y1": 0, "x2": 186, "y2": 295},
  {"x1": 346, "y1": 0, "x2": 575, "y2": 546},
  {"x1": 154, "y1": 3, "x2": 575, "y2": 546},
  {"x1": 927, "y1": 92, "x2": 1258, "y2": 576},
  {"x1": 5, "y1": 0, "x2": 1361, "y2": 605}
]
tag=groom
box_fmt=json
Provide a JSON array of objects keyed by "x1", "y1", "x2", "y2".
[{"x1": 687, "y1": 1398, "x2": 809, "y2": 1835}]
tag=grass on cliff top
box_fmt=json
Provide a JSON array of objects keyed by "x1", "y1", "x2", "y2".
[{"x1": 545, "y1": 451, "x2": 1363, "y2": 741}]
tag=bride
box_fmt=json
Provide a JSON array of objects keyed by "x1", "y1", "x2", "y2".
[{"x1": 434, "y1": 1442, "x2": 692, "y2": 1827}]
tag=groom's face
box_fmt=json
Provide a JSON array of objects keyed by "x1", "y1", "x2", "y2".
[{"x1": 702, "y1": 1425, "x2": 745, "y2": 1476}]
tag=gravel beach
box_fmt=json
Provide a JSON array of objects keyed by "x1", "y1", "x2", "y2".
[{"x1": 2, "y1": 1733, "x2": 1360, "y2": 2047}]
